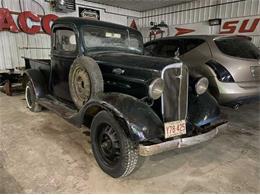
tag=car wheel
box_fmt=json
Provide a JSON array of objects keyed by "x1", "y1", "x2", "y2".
[
  {"x1": 69, "y1": 56, "x2": 103, "y2": 109},
  {"x1": 91, "y1": 111, "x2": 138, "y2": 178},
  {"x1": 25, "y1": 81, "x2": 42, "y2": 112}
]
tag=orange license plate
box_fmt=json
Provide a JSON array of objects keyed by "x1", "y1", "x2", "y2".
[{"x1": 164, "y1": 120, "x2": 186, "y2": 139}]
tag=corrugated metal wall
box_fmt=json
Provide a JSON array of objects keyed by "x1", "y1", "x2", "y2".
[
  {"x1": 0, "y1": 0, "x2": 140, "y2": 72},
  {"x1": 139, "y1": 0, "x2": 260, "y2": 45}
]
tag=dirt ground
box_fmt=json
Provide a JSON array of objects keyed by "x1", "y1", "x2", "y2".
[{"x1": 0, "y1": 92, "x2": 259, "y2": 193}]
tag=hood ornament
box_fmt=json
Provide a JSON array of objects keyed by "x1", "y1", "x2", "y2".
[{"x1": 173, "y1": 48, "x2": 180, "y2": 60}]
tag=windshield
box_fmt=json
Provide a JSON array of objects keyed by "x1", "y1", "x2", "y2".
[
  {"x1": 82, "y1": 26, "x2": 143, "y2": 54},
  {"x1": 215, "y1": 37, "x2": 260, "y2": 60}
]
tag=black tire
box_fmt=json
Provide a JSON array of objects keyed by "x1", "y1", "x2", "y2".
[
  {"x1": 25, "y1": 81, "x2": 42, "y2": 112},
  {"x1": 69, "y1": 56, "x2": 103, "y2": 109},
  {"x1": 91, "y1": 111, "x2": 138, "y2": 178}
]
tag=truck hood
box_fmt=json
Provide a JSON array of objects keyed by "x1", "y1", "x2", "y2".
[{"x1": 89, "y1": 51, "x2": 180, "y2": 71}]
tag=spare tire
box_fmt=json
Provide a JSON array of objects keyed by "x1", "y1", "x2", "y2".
[{"x1": 69, "y1": 56, "x2": 103, "y2": 109}]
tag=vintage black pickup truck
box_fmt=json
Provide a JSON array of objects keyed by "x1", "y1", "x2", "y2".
[{"x1": 24, "y1": 17, "x2": 226, "y2": 178}]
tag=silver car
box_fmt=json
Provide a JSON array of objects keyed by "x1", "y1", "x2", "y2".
[{"x1": 144, "y1": 35, "x2": 260, "y2": 106}]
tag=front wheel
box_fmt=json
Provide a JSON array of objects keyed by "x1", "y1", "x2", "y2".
[
  {"x1": 91, "y1": 111, "x2": 138, "y2": 178},
  {"x1": 25, "y1": 81, "x2": 42, "y2": 112}
]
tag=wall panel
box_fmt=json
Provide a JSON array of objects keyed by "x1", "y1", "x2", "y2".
[{"x1": 139, "y1": 0, "x2": 260, "y2": 47}]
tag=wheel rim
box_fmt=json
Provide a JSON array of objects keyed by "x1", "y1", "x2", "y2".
[
  {"x1": 25, "y1": 86, "x2": 33, "y2": 109},
  {"x1": 72, "y1": 66, "x2": 91, "y2": 106},
  {"x1": 97, "y1": 124, "x2": 121, "y2": 166}
]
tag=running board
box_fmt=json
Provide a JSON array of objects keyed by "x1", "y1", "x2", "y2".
[{"x1": 37, "y1": 96, "x2": 81, "y2": 126}]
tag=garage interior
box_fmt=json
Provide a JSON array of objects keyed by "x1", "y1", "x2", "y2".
[{"x1": 0, "y1": 0, "x2": 260, "y2": 193}]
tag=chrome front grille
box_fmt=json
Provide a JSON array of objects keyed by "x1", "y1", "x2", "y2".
[{"x1": 161, "y1": 63, "x2": 189, "y2": 122}]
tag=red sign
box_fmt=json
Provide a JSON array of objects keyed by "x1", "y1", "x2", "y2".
[
  {"x1": 130, "y1": 19, "x2": 137, "y2": 30},
  {"x1": 0, "y1": 8, "x2": 58, "y2": 35},
  {"x1": 175, "y1": 27, "x2": 195, "y2": 36},
  {"x1": 171, "y1": 23, "x2": 210, "y2": 36},
  {"x1": 220, "y1": 16, "x2": 260, "y2": 35}
]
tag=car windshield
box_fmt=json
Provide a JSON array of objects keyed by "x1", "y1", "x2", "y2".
[
  {"x1": 82, "y1": 26, "x2": 143, "y2": 54},
  {"x1": 215, "y1": 37, "x2": 260, "y2": 60}
]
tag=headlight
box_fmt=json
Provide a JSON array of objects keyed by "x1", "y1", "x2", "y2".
[
  {"x1": 195, "y1": 77, "x2": 208, "y2": 95},
  {"x1": 148, "y1": 78, "x2": 164, "y2": 100}
]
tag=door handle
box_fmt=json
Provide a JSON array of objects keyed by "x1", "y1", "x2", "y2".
[{"x1": 112, "y1": 68, "x2": 125, "y2": 75}]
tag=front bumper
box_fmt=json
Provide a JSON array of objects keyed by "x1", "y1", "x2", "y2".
[{"x1": 139, "y1": 123, "x2": 227, "y2": 156}]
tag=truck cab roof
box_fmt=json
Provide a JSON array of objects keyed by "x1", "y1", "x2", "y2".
[{"x1": 52, "y1": 17, "x2": 141, "y2": 35}]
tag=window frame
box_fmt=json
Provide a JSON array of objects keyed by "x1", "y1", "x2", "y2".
[
  {"x1": 81, "y1": 24, "x2": 143, "y2": 54},
  {"x1": 52, "y1": 25, "x2": 79, "y2": 56}
]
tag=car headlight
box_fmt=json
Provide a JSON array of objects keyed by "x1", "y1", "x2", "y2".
[
  {"x1": 195, "y1": 77, "x2": 208, "y2": 95},
  {"x1": 149, "y1": 78, "x2": 164, "y2": 100}
]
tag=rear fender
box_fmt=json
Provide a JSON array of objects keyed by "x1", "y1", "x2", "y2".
[
  {"x1": 78, "y1": 93, "x2": 164, "y2": 142},
  {"x1": 24, "y1": 69, "x2": 48, "y2": 98}
]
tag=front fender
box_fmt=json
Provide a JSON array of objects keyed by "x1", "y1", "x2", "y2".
[
  {"x1": 188, "y1": 91, "x2": 220, "y2": 126},
  {"x1": 24, "y1": 69, "x2": 48, "y2": 98},
  {"x1": 79, "y1": 93, "x2": 164, "y2": 142}
]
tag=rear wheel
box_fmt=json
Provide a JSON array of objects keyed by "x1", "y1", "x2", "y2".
[
  {"x1": 91, "y1": 111, "x2": 138, "y2": 178},
  {"x1": 25, "y1": 81, "x2": 42, "y2": 112}
]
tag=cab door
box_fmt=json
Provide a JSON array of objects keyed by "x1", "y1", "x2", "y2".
[{"x1": 50, "y1": 26, "x2": 78, "y2": 102}]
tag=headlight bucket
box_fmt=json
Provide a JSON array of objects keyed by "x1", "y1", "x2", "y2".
[
  {"x1": 148, "y1": 78, "x2": 164, "y2": 100},
  {"x1": 195, "y1": 77, "x2": 209, "y2": 95}
]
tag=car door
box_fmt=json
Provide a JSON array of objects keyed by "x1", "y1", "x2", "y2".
[{"x1": 51, "y1": 26, "x2": 78, "y2": 102}]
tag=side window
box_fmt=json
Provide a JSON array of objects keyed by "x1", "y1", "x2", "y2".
[
  {"x1": 55, "y1": 29, "x2": 77, "y2": 52},
  {"x1": 157, "y1": 41, "x2": 179, "y2": 57},
  {"x1": 144, "y1": 43, "x2": 157, "y2": 56},
  {"x1": 183, "y1": 39, "x2": 205, "y2": 54}
]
